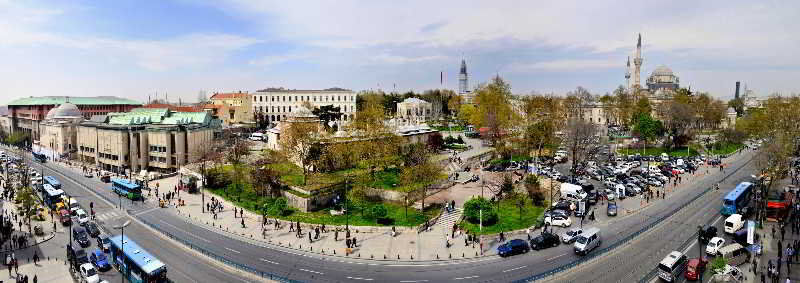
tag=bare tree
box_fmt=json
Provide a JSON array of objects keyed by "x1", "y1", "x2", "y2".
[{"x1": 564, "y1": 118, "x2": 597, "y2": 175}]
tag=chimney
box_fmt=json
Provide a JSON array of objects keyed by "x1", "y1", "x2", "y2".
[{"x1": 735, "y1": 81, "x2": 740, "y2": 99}]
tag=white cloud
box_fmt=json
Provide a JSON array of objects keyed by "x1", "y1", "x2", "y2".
[
  {"x1": 511, "y1": 59, "x2": 618, "y2": 72},
  {"x1": 369, "y1": 54, "x2": 446, "y2": 64},
  {"x1": 248, "y1": 53, "x2": 309, "y2": 66}
]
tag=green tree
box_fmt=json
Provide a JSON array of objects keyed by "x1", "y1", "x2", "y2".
[
  {"x1": 280, "y1": 120, "x2": 320, "y2": 185},
  {"x1": 463, "y1": 197, "x2": 497, "y2": 225},
  {"x1": 267, "y1": 197, "x2": 288, "y2": 217},
  {"x1": 727, "y1": 97, "x2": 745, "y2": 117},
  {"x1": 470, "y1": 76, "x2": 516, "y2": 145},
  {"x1": 512, "y1": 191, "x2": 529, "y2": 222},
  {"x1": 457, "y1": 104, "x2": 477, "y2": 127},
  {"x1": 312, "y1": 105, "x2": 343, "y2": 132},
  {"x1": 370, "y1": 204, "x2": 388, "y2": 223},
  {"x1": 524, "y1": 175, "x2": 545, "y2": 206},
  {"x1": 632, "y1": 113, "x2": 664, "y2": 147},
  {"x1": 17, "y1": 186, "x2": 37, "y2": 234}
]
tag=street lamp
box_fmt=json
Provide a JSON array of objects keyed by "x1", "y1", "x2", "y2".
[
  {"x1": 113, "y1": 219, "x2": 132, "y2": 283},
  {"x1": 697, "y1": 225, "x2": 703, "y2": 259}
]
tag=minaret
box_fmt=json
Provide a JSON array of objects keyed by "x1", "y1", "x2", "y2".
[
  {"x1": 458, "y1": 59, "x2": 468, "y2": 94},
  {"x1": 625, "y1": 56, "x2": 631, "y2": 90},
  {"x1": 633, "y1": 33, "x2": 643, "y2": 89}
]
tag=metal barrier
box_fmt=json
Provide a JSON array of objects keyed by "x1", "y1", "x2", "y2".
[
  {"x1": 516, "y1": 154, "x2": 755, "y2": 282},
  {"x1": 138, "y1": 217, "x2": 302, "y2": 283}
]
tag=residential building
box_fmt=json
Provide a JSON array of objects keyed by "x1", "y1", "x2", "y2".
[
  {"x1": 207, "y1": 91, "x2": 253, "y2": 125},
  {"x1": 77, "y1": 108, "x2": 220, "y2": 174},
  {"x1": 6, "y1": 96, "x2": 140, "y2": 140},
  {"x1": 251, "y1": 88, "x2": 357, "y2": 124}
]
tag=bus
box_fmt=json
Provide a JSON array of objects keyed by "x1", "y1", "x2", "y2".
[
  {"x1": 44, "y1": 176, "x2": 61, "y2": 190},
  {"x1": 32, "y1": 152, "x2": 47, "y2": 163},
  {"x1": 109, "y1": 235, "x2": 168, "y2": 283},
  {"x1": 111, "y1": 179, "x2": 142, "y2": 200},
  {"x1": 40, "y1": 184, "x2": 65, "y2": 209},
  {"x1": 722, "y1": 182, "x2": 753, "y2": 216}
]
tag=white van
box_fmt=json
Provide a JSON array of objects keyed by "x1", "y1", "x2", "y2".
[
  {"x1": 718, "y1": 243, "x2": 750, "y2": 266},
  {"x1": 560, "y1": 183, "x2": 587, "y2": 201},
  {"x1": 661, "y1": 153, "x2": 669, "y2": 161},
  {"x1": 658, "y1": 251, "x2": 688, "y2": 282},
  {"x1": 615, "y1": 183, "x2": 626, "y2": 199},
  {"x1": 573, "y1": 227, "x2": 601, "y2": 255},
  {"x1": 724, "y1": 214, "x2": 744, "y2": 234},
  {"x1": 249, "y1": 132, "x2": 264, "y2": 142}
]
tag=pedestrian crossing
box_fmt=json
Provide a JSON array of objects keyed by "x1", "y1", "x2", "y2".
[{"x1": 93, "y1": 211, "x2": 123, "y2": 222}]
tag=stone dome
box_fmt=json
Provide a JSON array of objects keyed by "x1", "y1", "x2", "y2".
[
  {"x1": 45, "y1": 102, "x2": 82, "y2": 119},
  {"x1": 652, "y1": 65, "x2": 673, "y2": 76}
]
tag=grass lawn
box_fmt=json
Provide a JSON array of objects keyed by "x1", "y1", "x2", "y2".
[
  {"x1": 207, "y1": 183, "x2": 440, "y2": 226},
  {"x1": 708, "y1": 143, "x2": 743, "y2": 155},
  {"x1": 617, "y1": 146, "x2": 700, "y2": 157},
  {"x1": 267, "y1": 162, "x2": 442, "y2": 193},
  {"x1": 459, "y1": 198, "x2": 545, "y2": 235}
]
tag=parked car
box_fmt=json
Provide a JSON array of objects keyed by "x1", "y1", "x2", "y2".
[
  {"x1": 79, "y1": 263, "x2": 101, "y2": 283},
  {"x1": 497, "y1": 239, "x2": 529, "y2": 257},
  {"x1": 85, "y1": 222, "x2": 101, "y2": 238},
  {"x1": 529, "y1": 232, "x2": 560, "y2": 250},
  {"x1": 698, "y1": 226, "x2": 718, "y2": 244},
  {"x1": 76, "y1": 209, "x2": 90, "y2": 225},
  {"x1": 90, "y1": 249, "x2": 111, "y2": 271},
  {"x1": 73, "y1": 227, "x2": 90, "y2": 248},
  {"x1": 60, "y1": 209, "x2": 72, "y2": 225},
  {"x1": 544, "y1": 215, "x2": 572, "y2": 227},
  {"x1": 607, "y1": 202, "x2": 618, "y2": 216}
]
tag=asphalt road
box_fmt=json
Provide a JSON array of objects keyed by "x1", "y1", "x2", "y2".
[{"x1": 23, "y1": 149, "x2": 757, "y2": 282}]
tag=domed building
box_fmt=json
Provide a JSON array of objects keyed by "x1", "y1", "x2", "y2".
[
  {"x1": 646, "y1": 65, "x2": 680, "y2": 92},
  {"x1": 38, "y1": 102, "x2": 84, "y2": 160}
]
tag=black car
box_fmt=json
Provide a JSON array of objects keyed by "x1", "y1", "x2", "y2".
[
  {"x1": 85, "y1": 222, "x2": 101, "y2": 238},
  {"x1": 73, "y1": 227, "x2": 90, "y2": 248},
  {"x1": 530, "y1": 232, "x2": 560, "y2": 250},
  {"x1": 552, "y1": 200, "x2": 573, "y2": 212},
  {"x1": 698, "y1": 226, "x2": 718, "y2": 244},
  {"x1": 497, "y1": 239, "x2": 530, "y2": 257},
  {"x1": 67, "y1": 244, "x2": 89, "y2": 266},
  {"x1": 543, "y1": 209, "x2": 570, "y2": 219}
]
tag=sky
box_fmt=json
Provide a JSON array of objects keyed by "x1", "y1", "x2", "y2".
[{"x1": 2, "y1": 0, "x2": 799, "y2": 105}]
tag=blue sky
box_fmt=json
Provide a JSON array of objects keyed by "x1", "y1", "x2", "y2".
[{"x1": 2, "y1": 0, "x2": 799, "y2": 104}]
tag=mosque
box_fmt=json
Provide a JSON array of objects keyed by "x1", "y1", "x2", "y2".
[{"x1": 626, "y1": 34, "x2": 681, "y2": 104}]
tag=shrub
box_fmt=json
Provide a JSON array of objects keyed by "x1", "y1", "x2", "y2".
[
  {"x1": 463, "y1": 197, "x2": 498, "y2": 225},
  {"x1": 370, "y1": 204, "x2": 388, "y2": 221},
  {"x1": 267, "y1": 197, "x2": 289, "y2": 217},
  {"x1": 710, "y1": 256, "x2": 727, "y2": 274}
]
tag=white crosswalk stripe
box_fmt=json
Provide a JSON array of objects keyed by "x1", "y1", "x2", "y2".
[{"x1": 94, "y1": 211, "x2": 121, "y2": 222}]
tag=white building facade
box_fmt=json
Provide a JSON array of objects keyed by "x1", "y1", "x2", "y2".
[{"x1": 251, "y1": 88, "x2": 358, "y2": 124}]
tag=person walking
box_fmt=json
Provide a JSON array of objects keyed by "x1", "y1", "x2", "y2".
[
  {"x1": 308, "y1": 231, "x2": 312, "y2": 243},
  {"x1": 335, "y1": 229, "x2": 339, "y2": 241},
  {"x1": 352, "y1": 236, "x2": 357, "y2": 247}
]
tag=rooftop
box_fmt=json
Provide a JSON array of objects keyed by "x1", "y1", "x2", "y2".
[
  {"x1": 8, "y1": 96, "x2": 141, "y2": 106},
  {"x1": 210, "y1": 92, "x2": 249, "y2": 100},
  {"x1": 255, "y1": 87, "x2": 354, "y2": 93}
]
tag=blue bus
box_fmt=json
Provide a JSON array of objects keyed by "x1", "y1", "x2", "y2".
[
  {"x1": 722, "y1": 182, "x2": 753, "y2": 216},
  {"x1": 40, "y1": 184, "x2": 65, "y2": 209},
  {"x1": 111, "y1": 179, "x2": 143, "y2": 200},
  {"x1": 32, "y1": 152, "x2": 47, "y2": 163},
  {"x1": 109, "y1": 235, "x2": 168, "y2": 283},
  {"x1": 43, "y1": 176, "x2": 61, "y2": 190}
]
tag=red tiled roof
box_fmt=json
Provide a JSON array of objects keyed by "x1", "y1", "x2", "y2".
[
  {"x1": 202, "y1": 104, "x2": 224, "y2": 109},
  {"x1": 211, "y1": 92, "x2": 249, "y2": 100}
]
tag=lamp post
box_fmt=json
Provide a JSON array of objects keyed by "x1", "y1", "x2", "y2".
[
  {"x1": 113, "y1": 220, "x2": 132, "y2": 283},
  {"x1": 697, "y1": 225, "x2": 703, "y2": 259}
]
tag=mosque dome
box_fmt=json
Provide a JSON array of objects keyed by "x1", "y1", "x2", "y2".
[
  {"x1": 45, "y1": 102, "x2": 82, "y2": 119},
  {"x1": 652, "y1": 65, "x2": 674, "y2": 77}
]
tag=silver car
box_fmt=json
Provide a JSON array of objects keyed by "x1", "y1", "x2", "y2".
[{"x1": 561, "y1": 227, "x2": 584, "y2": 243}]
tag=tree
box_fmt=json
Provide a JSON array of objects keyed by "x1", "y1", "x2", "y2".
[
  {"x1": 632, "y1": 113, "x2": 664, "y2": 150},
  {"x1": 267, "y1": 197, "x2": 288, "y2": 217},
  {"x1": 613, "y1": 85, "x2": 634, "y2": 127},
  {"x1": 631, "y1": 96, "x2": 652, "y2": 123},
  {"x1": 17, "y1": 186, "x2": 37, "y2": 234},
  {"x1": 401, "y1": 158, "x2": 443, "y2": 214},
  {"x1": 280, "y1": 121, "x2": 320, "y2": 185},
  {"x1": 470, "y1": 76, "x2": 516, "y2": 145},
  {"x1": 457, "y1": 104, "x2": 477, "y2": 126},
  {"x1": 524, "y1": 175, "x2": 545, "y2": 206},
  {"x1": 564, "y1": 118, "x2": 597, "y2": 174},
  {"x1": 447, "y1": 95, "x2": 464, "y2": 118},
  {"x1": 370, "y1": 204, "x2": 388, "y2": 223},
  {"x1": 512, "y1": 191, "x2": 529, "y2": 222},
  {"x1": 463, "y1": 197, "x2": 498, "y2": 225},
  {"x1": 312, "y1": 105, "x2": 344, "y2": 132},
  {"x1": 728, "y1": 97, "x2": 745, "y2": 117}
]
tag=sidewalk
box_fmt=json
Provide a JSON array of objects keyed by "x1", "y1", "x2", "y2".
[
  {"x1": 0, "y1": 183, "x2": 58, "y2": 253},
  {"x1": 0, "y1": 258, "x2": 72, "y2": 283}
]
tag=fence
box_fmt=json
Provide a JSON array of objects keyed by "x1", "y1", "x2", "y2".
[
  {"x1": 515, "y1": 153, "x2": 755, "y2": 282},
  {"x1": 138, "y1": 217, "x2": 302, "y2": 282}
]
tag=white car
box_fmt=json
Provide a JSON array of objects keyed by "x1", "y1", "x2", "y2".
[
  {"x1": 79, "y1": 263, "x2": 100, "y2": 283},
  {"x1": 76, "y1": 209, "x2": 90, "y2": 225},
  {"x1": 706, "y1": 237, "x2": 725, "y2": 255},
  {"x1": 545, "y1": 215, "x2": 572, "y2": 227}
]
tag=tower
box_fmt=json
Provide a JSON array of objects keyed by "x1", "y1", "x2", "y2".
[
  {"x1": 735, "y1": 81, "x2": 740, "y2": 99},
  {"x1": 625, "y1": 56, "x2": 631, "y2": 90},
  {"x1": 458, "y1": 59, "x2": 468, "y2": 94},
  {"x1": 633, "y1": 33, "x2": 643, "y2": 89}
]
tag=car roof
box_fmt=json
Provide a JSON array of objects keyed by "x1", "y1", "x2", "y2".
[
  {"x1": 660, "y1": 251, "x2": 684, "y2": 266},
  {"x1": 718, "y1": 243, "x2": 745, "y2": 254},
  {"x1": 509, "y1": 239, "x2": 526, "y2": 244}
]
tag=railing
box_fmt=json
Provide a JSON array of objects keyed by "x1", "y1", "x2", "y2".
[
  {"x1": 515, "y1": 153, "x2": 755, "y2": 282},
  {"x1": 138, "y1": 218, "x2": 302, "y2": 283}
]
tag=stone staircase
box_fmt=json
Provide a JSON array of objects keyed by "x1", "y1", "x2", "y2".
[{"x1": 432, "y1": 207, "x2": 463, "y2": 234}]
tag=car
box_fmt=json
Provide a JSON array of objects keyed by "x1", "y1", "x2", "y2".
[
  {"x1": 497, "y1": 239, "x2": 529, "y2": 257},
  {"x1": 551, "y1": 200, "x2": 575, "y2": 212},
  {"x1": 76, "y1": 209, "x2": 90, "y2": 225},
  {"x1": 698, "y1": 226, "x2": 718, "y2": 244},
  {"x1": 706, "y1": 237, "x2": 725, "y2": 255},
  {"x1": 89, "y1": 249, "x2": 111, "y2": 271},
  {"x1": 544, "y1": 215, "x2": 572, "y2": 227},
  {"x1": 79, "y1": 263, "x2": 101, "y2": 283},
  {"x1": 607, "y1": 202, "x2": 618, "y2": 216},
  {"x1": 73, "y1": 227, "x2": 91, "y2": 248},
  {"x1": 60, "y1": 209, "x2": 72, "y2": 225},
  {"x1": 84, "y1": 171, "x2": 93, "y2": 178},
  {"x1": 543, "y1": 209, "x2": 570, "y2": 219},
  {"x1": 96, "y1": 234, "x2": 112, "y2": 252},
  {"x1": 684, "y1": 257, "x2": 709, "y2": 281},
  {"x1": 530, "y1": 232, "x2": 560, "y2": 250},
  {"x1": 561, "y1": 227, "x2": 584, "y2": 243},
  {"x1": 85, "y1": 222, "x2": 101, "y2": 238}
]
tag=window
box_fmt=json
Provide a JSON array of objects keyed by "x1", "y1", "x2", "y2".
[
  {"x1": 171, "y1": 157, "x2": 177, "y2": 165},
  {"x1": 313, "y1": 96, "x2": 317, "y2": 102},
  {"x1": 271, "y1": 96, "x2": 274, "y2": 102},
  {"x1": 253, "y1": 96, "x2": 257, "y2": 102},
  {"x1": 289, "y1": 106, "x2": 292, "y2": 113}
]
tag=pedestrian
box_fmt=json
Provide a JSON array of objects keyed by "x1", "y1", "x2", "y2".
[
  {"x1": 346, "y1": 238, "x2": 351, "y2": 248},
  {"x1": 7, "y1": 261, "x2": 10, "y2": 276},
  {"x1": 14, "y1": 258, "x2": 18, "y2": 274},
  {"x1": 308, "y1": 231, "x2": 312, "y2": 243},
  {"x1": 335, "y1": 229, "x2": 339, "y2": 241},
  {"x1": 34, "y1": 274, "x2": 37, "y2": 283},
  {"x1": 234, "y1": 209, "x2": 237, "y2": 218},
  {"x1": 241, "y1": 218, "x2": 245, "y2": 228},
  {"x1": 290, "y1": 222, "x2": 294, "y2": 232},
  {"x1": 353, "y1": 236, "x2": 357, "y2": 247}
]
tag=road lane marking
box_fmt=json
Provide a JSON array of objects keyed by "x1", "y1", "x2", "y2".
[
  {"x1": 225, "y1": 247, "x2": 241, "y2": 254},
  {"x1": 259, "y1": 258, "x2": 279, "y2": 265},
  {"x1": 158, "y1": 220, "x2": 211, "y2": 242},
  {"x1": 299, "y1": 268, "x2": 324, "y2": 275},
  {"x1": 132, "y1": 207, "x2": 160, "y2": 216},
  {"x1": 399, "y1": 280, "x2": 428, "y2": 282},
  {"x1": 503, "y1": 265, "x2": 526, "y2": 273},
  {"x1": 347, "y1": 276, "x2": 374, "y2": 281},
  {"x1": 454, "y1": 275, "x2": 479, "y2": 280},
  {"x1": 547, "y1": 253, "x2": 567, "y2": 261}
]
